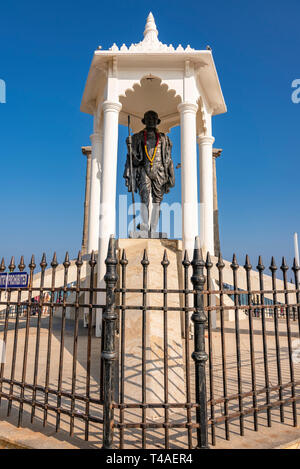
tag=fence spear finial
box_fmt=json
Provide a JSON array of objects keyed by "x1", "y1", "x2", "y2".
[
  {"x1": 63, "y1": 252, "x2": 70, "y2": 268},
  {"x1": 161, "y1": 249, "x2": 169, "y2": 267},
  {"x1": 217, "y1": 251, "x2": 225, "y2": 269},
  {"x1": 231, "y1": 253, "x2": 239, "y2": 270},
  {"x1": 244, "y1": 254, "x2": 252, "y2": 270},
  {"x1": 192, "y1": 236, "x2": 202, "y2": 263},
  {"x1": 281, "y1": 256, "x2": 288, "y2": 271},
  {"x1": 205, "y1": 251, "x2": 212, "y2": 269},
  {"x1": 18, "y1": 255, "x2": 25, "y2": 272},
  {"x1": 270, "y1": 256, "x2": 277, "y2": 271},
  {"x1": 106, "y1": 236, "x2": 116, "y2": 262},
  {"x1": 29, "y1": 254, "x2": 36, "y2": 270},
  {"x1": 194, "y1": 235, "x2": 201, "y2": 251},
  {"x1": 257, "y1": 255, "x2": 264, "y2": 271},
  {"x1": 0, "y1": 258, "x2": 6, "y2": 272},
  {"x1": 40, "y1": 253, "x2": 47, "y2": 270},
  {"x1": 292, "y1": 257, "x2": 299, "y2": 271},
  {"x1": 76, "y1": 251, "x2": 83, "y2": 267},
  {"x1": 141, "y1": 249, "x2": 149, "y2": 266},
  {"x1": 120, "y1": 249, "x2": 128, "y2": 266},
  {"x1": 89, "y1": 250, "x2": 97, "y2": 268},
  {"x1": 182, "y1": 250, "x2": 190, "y2": 266},
  {"x1": 9, "y1": 256, "x2": 16, "y2": 272},
  {"x1": 51, "y1": 252, "x2": 58, "y2": 268}
]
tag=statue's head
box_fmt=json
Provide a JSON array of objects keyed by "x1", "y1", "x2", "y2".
[{"x1": 142, "y1": 110, "x2": 161, "y2": 129}]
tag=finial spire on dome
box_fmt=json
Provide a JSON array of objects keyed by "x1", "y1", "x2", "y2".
[
  {"x1": 143, "y1": 12, "x2": 158, "y2": 40},
  {"x1": 126, "y1": 12, "x2": 192, "y2": 52}
]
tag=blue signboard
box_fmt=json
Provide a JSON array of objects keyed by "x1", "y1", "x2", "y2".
[{"x1": 0, "y1": 272, "x2": 29, "y2": 289}]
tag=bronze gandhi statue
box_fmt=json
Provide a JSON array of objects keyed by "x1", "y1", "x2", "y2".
[{"x1": 123, "y1": 111, "x2": 175, "y2": 234}]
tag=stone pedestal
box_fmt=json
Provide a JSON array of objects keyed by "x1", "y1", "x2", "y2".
[{"x1": 117, "y1": 238, "x2": 186, "y2": 419}]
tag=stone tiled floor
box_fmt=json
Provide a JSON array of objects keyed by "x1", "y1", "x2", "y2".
[{"x1": 0, "y1": 313, "x2": 300, "y2": 449}]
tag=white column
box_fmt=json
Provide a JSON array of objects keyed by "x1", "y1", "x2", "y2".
[
  {"x1": 96, "y1": 100, "x2": 122, "y2": 337},
  {"x1": 178, "y1": 102, "x2": 199, "y2": 259},
  {"x1": 87, "y1": 128, "x2": 103, "y2": 253},
  {"x1": 198, "y1": 135, "x2": 215, "y2": 255}
]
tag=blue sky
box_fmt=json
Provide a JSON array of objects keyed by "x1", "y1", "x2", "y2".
[{"x1": 0, "y1": 0, "x2": 299, "y2": 271}]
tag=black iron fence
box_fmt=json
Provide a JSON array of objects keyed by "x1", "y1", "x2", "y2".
[
  {"x1": 0, "y1": 251, "x2": 105, "y2": 442},
  {"x1": 0, "y1": 239, "x2": 299, "y2": 449}
]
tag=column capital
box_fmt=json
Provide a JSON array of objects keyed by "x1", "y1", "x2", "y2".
[
  {"x1": 90, "y1": 132, "x2": 102, "y2": 145},
  {"x1": 177, "y1": 102, "x2": 198, "y2": 114},
  {"x1": 102, "y1": 100, "x2": 122, "y2": 113},
  {"x1": 197, "y1": 135, "x2": 215, "y2": 145},
  {"x1": 82, "y1": 146, "x2": 92, "y2": 158}
]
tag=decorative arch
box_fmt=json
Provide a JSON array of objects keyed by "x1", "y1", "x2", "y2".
[{"x1": 118, "y1": 75, "x2": 183, "y2": 133}]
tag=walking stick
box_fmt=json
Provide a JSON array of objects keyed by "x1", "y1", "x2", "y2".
[{"x1": 128, "y1": 115, "x2": 136, "y2": 232}]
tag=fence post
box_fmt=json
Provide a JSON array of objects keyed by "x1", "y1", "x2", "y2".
[
  {"x1": 191, "y1": 236, "x2": 209, "y2": 449},
  {"x1": 102, "y1": 236, "x2": 118, "y2": 449}
]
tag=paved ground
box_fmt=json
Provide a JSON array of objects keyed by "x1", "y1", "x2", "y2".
[
  {"x1": 203, "y1": 315, "x2": 300, "y2": 448},
  {"x1": 0, "y1": 312, "x2": 299, "y2": 449}
]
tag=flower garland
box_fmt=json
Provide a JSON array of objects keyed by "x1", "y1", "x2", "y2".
[{"x1": 144, "y1": 130, "x2": 160, "y2": 166}]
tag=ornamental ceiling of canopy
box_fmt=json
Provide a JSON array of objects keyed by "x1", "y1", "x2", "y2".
[{"x1": 119, "y1": 77, "x2": 181, "y2": 134}]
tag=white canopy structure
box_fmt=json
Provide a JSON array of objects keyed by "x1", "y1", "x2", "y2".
[{"x1": 80, "y1": 13, "x2": 226, "y2": 336}]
